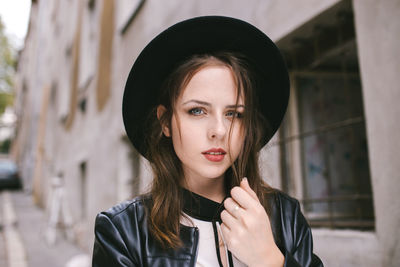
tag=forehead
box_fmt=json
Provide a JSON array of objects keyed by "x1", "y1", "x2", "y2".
[{"x1": 178, "y1": 65, "x2": 244, "y2": 104}]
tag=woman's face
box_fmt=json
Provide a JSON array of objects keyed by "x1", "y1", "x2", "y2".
[{"x1": 165, "y1": 65, "x2": 245, "y2": 186}]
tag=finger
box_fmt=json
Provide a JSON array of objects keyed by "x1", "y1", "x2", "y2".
[
  {"x1": 219, "y1": 222, "x2": 230, "y2": 245},
  {"x1": 223, "y1": 198, "x2": 242, "y2": 218},
  {"x1": 230, "y1": 186, "x2": 258, "y2": 210},
  {"x1": 220, "y1": 209, "x2": 238, "y2": 229},
  {"x1": 240, "y1": 177, "x2": 258, "y2": 201}
]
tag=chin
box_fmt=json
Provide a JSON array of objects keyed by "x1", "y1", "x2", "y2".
[{"x1": 199, "y1": 165, "x2": 230, "y2": 180}]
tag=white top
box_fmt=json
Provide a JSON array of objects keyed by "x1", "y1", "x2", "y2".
[{"x1": 182, "y1": 214, "x2": 247, "y2": 267}]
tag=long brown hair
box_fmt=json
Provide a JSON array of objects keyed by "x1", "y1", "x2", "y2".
[{"x1": 146, "y1": 52, "x2": 274, "y2": 249}]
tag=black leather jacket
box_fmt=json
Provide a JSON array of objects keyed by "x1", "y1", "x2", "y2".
[{"x1": 92, "y1": 190, "x2": 323, "y2": 267}]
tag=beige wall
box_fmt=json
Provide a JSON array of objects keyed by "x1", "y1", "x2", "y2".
[{"x1": 353, "y1": 0, "x2": 400, "y2": 266}]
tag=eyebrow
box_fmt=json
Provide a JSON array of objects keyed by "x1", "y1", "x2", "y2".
[{"x1": 182, "y1": 99, "x2": 245, "y2": 108}]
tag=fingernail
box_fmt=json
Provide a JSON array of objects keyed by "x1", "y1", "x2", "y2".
[{"x1": 242, "y1": 177, "x2": 247, "y2": 183}]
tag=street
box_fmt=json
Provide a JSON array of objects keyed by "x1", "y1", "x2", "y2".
[{"x1": 0, "y1": 190, "x2": 90, "y2": 267}]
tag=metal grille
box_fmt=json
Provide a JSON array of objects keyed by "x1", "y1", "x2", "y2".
[{"x1": 274, "y1": 110, "x2": 374, "y2": 230}]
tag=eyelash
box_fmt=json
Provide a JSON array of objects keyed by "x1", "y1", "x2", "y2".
[
  {"x1": 188, "y1": 107, "x2": 205, "y2": 116},
  {"x1": 188, "y1": 107, "x2": 243, "y2": 118},
  {"x1": 226, "y1": 111, "x2": 243, "y2": 118}
]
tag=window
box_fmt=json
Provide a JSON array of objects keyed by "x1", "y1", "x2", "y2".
[{"x1": 277, "y1": 0, "x2": 374, "y2": 229}]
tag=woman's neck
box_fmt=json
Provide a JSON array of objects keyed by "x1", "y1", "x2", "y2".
[{"x1": 182, "y1": 175, "x2": 226, "y2": 203}]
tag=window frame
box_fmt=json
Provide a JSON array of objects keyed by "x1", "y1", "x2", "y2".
[{"x1": 279, "y1": 71, "x2": 374, "y2": 230}]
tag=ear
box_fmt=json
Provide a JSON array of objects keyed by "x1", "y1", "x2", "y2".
[{"x1": 157, "y1": 105, "x2": 171, "y2": 137}]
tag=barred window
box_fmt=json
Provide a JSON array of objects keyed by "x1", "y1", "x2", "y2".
[{"x1": 277, "y1": 0, "x2": 374, "y2": 230}]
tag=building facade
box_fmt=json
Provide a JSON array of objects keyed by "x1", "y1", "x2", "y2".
[{"x1": 12, "y1": 0, "x2": 400, "y2": 266}]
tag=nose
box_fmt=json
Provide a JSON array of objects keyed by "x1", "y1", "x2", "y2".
[{"x1": 208, "y1": 115, "x2": 228, "y2": 140}]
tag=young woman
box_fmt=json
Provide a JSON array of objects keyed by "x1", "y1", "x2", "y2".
[{"x1": 92, "y1": 16, "x2": 323, "y2": 267}]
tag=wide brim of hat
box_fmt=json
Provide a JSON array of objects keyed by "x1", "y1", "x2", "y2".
[{"x1": 123, "y1": 16, "x2": 290, "y2": 158}]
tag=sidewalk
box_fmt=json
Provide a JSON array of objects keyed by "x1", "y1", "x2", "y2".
[{"x1": 0, "y1": 190, "x2": 90, "y2": 267}]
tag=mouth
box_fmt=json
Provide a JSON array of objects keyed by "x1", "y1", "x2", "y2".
[{"x1": 202, "y1": 148, "x2": 226, "y2": 162}]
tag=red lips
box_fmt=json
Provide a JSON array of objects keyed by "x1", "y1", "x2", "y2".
[{"x1": 202, "y1": 148, "x2": 227, "y2": 162}]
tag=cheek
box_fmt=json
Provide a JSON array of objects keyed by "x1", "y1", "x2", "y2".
[{"x1": 170, "y1": 117, "x2": 200, "y2": 154}]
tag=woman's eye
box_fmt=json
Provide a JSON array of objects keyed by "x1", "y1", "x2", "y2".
[
  {"x1": 226, "y1": 111, "x2": 243, "y2": 118},
  {"x1": 188, "y1": 108, "x2": 204, "y2": 116}
]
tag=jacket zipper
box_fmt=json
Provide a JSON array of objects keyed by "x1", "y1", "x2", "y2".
[{"x1": 191, "y1": 227, "x2": 199, "y2": 267}]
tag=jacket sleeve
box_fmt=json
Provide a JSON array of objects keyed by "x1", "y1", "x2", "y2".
[
  {"x1": 92, "y1": 213, "x2": 138, "y2": 267},
  {"x1": 283, "y1": 200, "x2": 324, "y2": 267}
]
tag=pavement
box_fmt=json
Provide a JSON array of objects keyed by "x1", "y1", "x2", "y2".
[{"x1": 0, "y1": 190, "x2": 90, "y2": 267}]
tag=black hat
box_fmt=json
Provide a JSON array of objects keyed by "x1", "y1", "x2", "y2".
[{"x1": 123, "y1": 16, "x2": 289, "y2": 158}]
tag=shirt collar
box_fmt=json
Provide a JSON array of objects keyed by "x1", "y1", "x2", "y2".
[{"x1": 182, "y1": 187, "x2": 227, "y2": 222}]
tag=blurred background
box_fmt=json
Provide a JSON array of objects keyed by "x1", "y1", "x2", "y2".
[{"x1": 0, "y1": 0, "x2": 399, "y2": 266}]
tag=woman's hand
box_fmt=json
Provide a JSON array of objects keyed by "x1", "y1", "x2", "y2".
[{"x1": 220, "y1": 178, "x2": 284, "y2": 267}]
